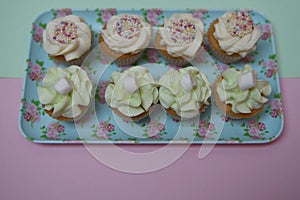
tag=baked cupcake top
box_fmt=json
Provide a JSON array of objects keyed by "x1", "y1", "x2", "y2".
[
  {"x1": 158, "y1": 14, "x2": 205, "y2": 58},
  {"x1": 216, "y1": 65, "x2": 271, "y2": 114},
  {"x1": 159, "y1": 66, "x2": 211, "y2": 119},
  {"x1": 43, "y1": 15, "x2": 92, "y2": 61},
  {"x1": 105, "y1": 66, "x2": 158, "y2": 117},
  {"x1": 213, "y1": 11, "x2": 262, "y2": 57},
  {"x1": 101, "y1": 14, "x2": 152, "y2": 54},
  {"x1": 37, "y1": 65, "x2": 93, "y2": 119}
]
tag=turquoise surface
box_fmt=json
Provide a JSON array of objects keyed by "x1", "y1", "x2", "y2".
[{"x1": 19, "y1": 9, "x2": 283, "y2": 144}]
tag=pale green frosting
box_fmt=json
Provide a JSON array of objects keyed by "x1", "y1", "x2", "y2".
[
  {"x1": 37, "y1": 65, "x2": 93, "y2": 118},
  {"x1": 105, "y1": 66, "x2": 158, "y2": 117},
  {"x1": 217, "y1": 65, "x2": 272, "y2": 113},
  {"x1": 158, "y1": 66, "x2": 211, "y2": 119}
]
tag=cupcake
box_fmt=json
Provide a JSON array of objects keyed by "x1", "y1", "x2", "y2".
[
  {"x1": 155, "y1": 14, "x2": 205, "y2": 67},
  {"x1": 43, "y1": 15, "x2": 92, "y2": 66},
  {"x1": 213, "y1": 65, "x2": 272, "y2": 119},
  {"x1": 105, "y1": 66, "x2": 158, "y2": 122},
  {"x1": 158, "y1": 66, "x2": 211, "y2": 120},
  {"x1": 208, "y1": 11, "x2": 263, "y2": 64},
  {"x1": 99, "y1": 14, "x2": 152, "y2": 66},
  {"x1": 37, "y1": 65, "x2": 93, "y2": 121}
]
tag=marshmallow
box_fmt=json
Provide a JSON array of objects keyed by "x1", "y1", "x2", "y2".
[
  {"x1": 238, "y1": 71, "x2": 256, "y2": 91},
  {"x1": 123, "y1": 76, "x2": 138, "y2": 93},
  {"x1": 180, "y1": 73, "x2": 196, "y2": 91},
  {"x1": 54, "y1": 77, "x2": 73, "y2": 95}
]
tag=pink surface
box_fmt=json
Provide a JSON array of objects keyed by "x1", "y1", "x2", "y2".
[{"x1": 0, "y1": 78, "x2": 299, "y2": 200}]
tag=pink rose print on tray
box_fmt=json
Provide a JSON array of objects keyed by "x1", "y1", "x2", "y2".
[
  {"x1": 242, "y1": 51, "x2": 258, "y2": 64},
  {"x1": 241, "y1": 117, "x2": 268, "y2": 140},
  {"x1": 146, "y1": 49, "x2": 161, "y2": 64},
  {"x1": 91, "y1": 117, "x2": 116, "y2": 140},
  {"x1": 194, "y1": 118, "x2": 217, "y2": 139},
  {"x1": 26, "y1": 59, "x2": 46, "y2": 86},
  {"x1": 20, "y1": 99, "x2": 44, "y2": 127},
  {"x1": 51, "y1": 8, "x2": 72, "y2": 19},
  {"x1": 141, "y1": 8, "x2": 164, "y2": 26},
  {"x1": 257, "y1": 21, "x2": 273, "y2": 41},
  {"x1": 40, "y1": 122, "x2": 66, "y2": 140},
  {"x1": 259, "y1": 54, "x2": 278, "y2": 80},
  {"x1": 265, "y1": 93, "x2": 283, "y2": 119},
  {"x1": 31, "y1": 22, "x2": 46, "y2": 45},
  {"x1": 213, "y1": 62, "x2": 233, "y2": 75},
  {"x1": 142, "y1": 120, "x2": 166, "y2": 140},
  {"x1": 189, "y1": 9, "x2": 209, "y2": 26},
  {"x1": 95, "y1": 8, "x2": 117, "y2": 25},
  {"x1": 95, "y1": 80, "x2": 109, "y2": 104}
]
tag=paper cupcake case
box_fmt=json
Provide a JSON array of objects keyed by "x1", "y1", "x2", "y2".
[{"x1": 19, "y1": 8, "x2": 284, "y2": 144}]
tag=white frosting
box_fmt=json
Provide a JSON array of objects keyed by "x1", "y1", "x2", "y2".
[
  {"x1": 38, "y1": 66, "x2": 93, "y2": 118},
  {"x1": 43, "y1": 15, "x2": 92, "y2": 61},
  {"x1": 159, "y1": 67, "x2": 211, "y2": 119},
  {"x1": 158, "y1": 14, "x2": 204, "y2": 58},
  {"x1": 105, "y1": 66, "x2": 158, "y2": 117},
  {"x1": 214, "y1": 11, "x2": 263, "y2": 57},
  {"x1": 101, "y1": 14, "x2": 152, "y2": 54}
]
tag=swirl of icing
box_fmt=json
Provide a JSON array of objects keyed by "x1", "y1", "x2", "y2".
[
  {"x1": 101, "y1": 14, "x2": 152, "y2": 54},
  {"x1": 105, "y1": 66, "x2": 158, "y2": 117},
  {"x1": 216, "y1": 65, "x2": 272, "y2": 113},
  {"x1": 43, "y1": 15, "x2": 92, "y2": 61},
  {"x1": 158, "y1": 67, "x2": 211, "y2": 119},
  {"x1": 158, "y1": 14, "x2": 205, "y2": 58},
  {"x1": 37, "y1": 65, "x2": 93, "y2": 118},
  {"x1": 213, "y1": 11, "x2": 263, "y2": 57}
]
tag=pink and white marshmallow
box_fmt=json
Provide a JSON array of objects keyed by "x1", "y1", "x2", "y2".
[{"x1": 54, "y1": 77, "x2": 73, "y2": 95}]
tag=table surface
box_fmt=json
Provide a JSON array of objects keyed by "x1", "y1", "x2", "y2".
[{"x1": 1, "y1": 0, "x2": 300, "y2": 199}]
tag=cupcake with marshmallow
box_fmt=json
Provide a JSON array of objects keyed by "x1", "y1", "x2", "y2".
[
  {"x1": 213, "y1": 64, "x2": 272, "y2": 118},
  {"x1": 158, "y1": 67, "x2": 211, "y2": 120},
  {"x1": 208, "y1": 11, "x2": 263, "y2": 64},
  {"x1": 43, "y1": 15, "x2": 92, "y2": 65},
  {"x1": 105, "y1": 66, "x2": 158, "y2": 122},
  {"x1": 37, "y1": 65, "x2": 93, "y2": 121}
]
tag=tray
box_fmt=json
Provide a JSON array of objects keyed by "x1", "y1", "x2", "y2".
[{"x1": 19, "y1": 8, "x2": 284, "y2": 144}]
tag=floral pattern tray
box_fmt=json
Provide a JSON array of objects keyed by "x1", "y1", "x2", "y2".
[{"x1": 19, "y1": 8, "x2": 284, "y2": 144}]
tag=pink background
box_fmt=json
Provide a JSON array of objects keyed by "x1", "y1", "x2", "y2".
[{"x1": 1, "y1": 78, "x2": 299, "y2": 200}]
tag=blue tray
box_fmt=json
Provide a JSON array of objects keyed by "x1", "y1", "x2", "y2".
[{"x1": 19, "y1": 8, "x2": 284, "y2": 144}]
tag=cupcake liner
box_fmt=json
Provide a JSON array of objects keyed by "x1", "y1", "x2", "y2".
[
  {"x1": 112, "y1": 104, "x2": 155, "y2": 123},
  {"x1": 209, "y1": 43, "x2": 242, "y2": 64},
  {"x1": 50, "y1": 47, "x2": 91, "y2": 66},
  {"x1": 99, "y1": 33, "x2": 143, "y2": 66}
]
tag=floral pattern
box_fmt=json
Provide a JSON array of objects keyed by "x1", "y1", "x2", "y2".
[
  {"x1": 194, "y1": 119, "x2": 218, "y2": 139},
  {"x1": 96, "y1": 80, "x2": 109, "y2": 104},
  {"x1": 265, "y1": 93, "x2": 283, "y2": 119},
  {"x1": 26, "y1": 59, "x2": 46, "y2": 85},
  {"x1": 51, "y1": 8, "x2": 72, "y2": 19},
  {"x1": 91, "y1": 118, "x2": 116, "y2": 140},
  {"x1": 31, "y1": 22, "x2": 46, "y2": 45},
  {"x1": 257, "y1": 21, "x2": 273, "y2": 41},
  {"x1": 20, "y1": 9, "x2": 283, "y2": 144},
  {"x1": 141, "y1": 8, "x2": 164, "y2": 26},
  {"x1": 40, "y1": 122, "x2": 66, "y2": 140},
  {"x1": 241, "y1": 118, "x2": 268, "y2": 140},
  {"x1": 259, "y1": 54, "x2": 278, "y2": 80},
  {"x1": 142, "y1": 120, "x2": 166, "y2": 140},
  {"x1": 95, "y1": 8, "x2": 117, "y2": 25},
  {"x1": 20, "y1": 99, "x2": 44, "y2": 127}
]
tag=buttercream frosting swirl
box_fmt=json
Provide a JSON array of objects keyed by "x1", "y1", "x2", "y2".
[
  {"x1": 158, "y1": 14, "x2": 205, "y2": 58},
  {"x1": 217, "y1": 65, "x2": 272, "y2": 113},
  {"x1": 37, "y1": 65, "x2": 93, "y2": 118},
  {"x1": 214, "y1": 11, "x2": 263, "y2": 57},
  {"x1": 159, "y1": 67, "x2": 211, "y2": 119},
  {"x1": 105, "y1": 66, "x2": 158, "y2": 117},
  {"x1": 43, "y1": 15, "x2": 92, "y2": 61},
  {"x1": 101, "y1": 14, "x2": 152, "y2": 54}
]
